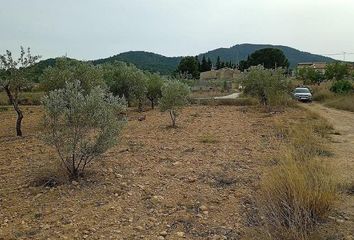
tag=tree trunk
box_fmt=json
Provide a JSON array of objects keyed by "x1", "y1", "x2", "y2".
[
  {"x1": 138, "y1": 99, "x2": 144, "y2": 112},
  {"x1": 15, "y1": 105, "x2": 23, "y2": 137},
  {"x1": 170, "y1": 110, "x2": 176, "y2": 127},
  {"x1": 151, "y1": 100, "x2": 154, "y2": 109},
  {"x1": 4, "y1": 86, "x2": 23, "y2": 137}
]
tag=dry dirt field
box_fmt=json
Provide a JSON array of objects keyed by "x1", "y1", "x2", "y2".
[
  {"x1": 0, "y1": 104, "x2": 353, "y2": 239},
  {"x1": 0, "y1": 105, "x2": 282, "y2": 240}
]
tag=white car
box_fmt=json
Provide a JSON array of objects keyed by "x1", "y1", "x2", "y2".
[{"x1": 293, "y1": 87, "x2": 312, "y2": 102}]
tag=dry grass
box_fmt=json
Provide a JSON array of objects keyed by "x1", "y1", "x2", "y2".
[
  {"x1": 190, "y1": 97, "x2": 257, "y2": 106},
  {"x1": 258, "y1": 110, "x2": 337, "y2": 240},
  {"x1": 199, "y1": 134, "x2": 219, "y2": 144},
  {"x1": 260, "y1": 158, "x2": 337, "y2": 239},
  {"x1": 310, "y1": 82, "x2": 354, "y2": 112},
  {"x1": 311, "y1": 83, "x2": 335, "y2": 102},
  {"x1": 324, "y1": 95, "x2": 354, "y2": 112}
]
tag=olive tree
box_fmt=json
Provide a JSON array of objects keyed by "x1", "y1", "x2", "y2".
[
  {"x1": 42, "y1": 80, "x2": 127, "y2": 180},
  {"x1": 243, "y1": 66, "x2": 290, "y2": 109},
  {"x1": 103, "y1": 62, "x2": 147, "y2": 111},
  {"x1": 146, "y1": 72, "x2": 164, "y2": 109},
  {"x1": 40, "y1": 58, "x2": 105, "y2": 92},
  {"x1": 0, "y1": 47, "x2": 41, "y2": 136},
  {"x1": 159, "y1": 80, "x2": 190, "y2": 127}
]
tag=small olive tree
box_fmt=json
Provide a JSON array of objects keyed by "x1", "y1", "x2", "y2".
[
  {"x1": 42, "y1": 80, "x2": 127, "y2": 180},
  {"x1": 243, "y1": 66, "x2": 290, "y2": 109},
  {"x1": 159, "y1": 80, "x2": 190, "y2": 127},
  {"x1": 0, "y1": 47, "x2": 41, "y2": 136},
  {"x1": 146, "y1": 72, "x2": 164, "y2": 109}
]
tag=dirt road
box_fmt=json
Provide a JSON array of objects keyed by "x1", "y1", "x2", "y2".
[{"x1": 303, "y1": 103, "x2": 354, "y2": 237}]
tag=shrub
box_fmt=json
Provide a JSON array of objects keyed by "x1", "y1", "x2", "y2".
[
  {"x1": 40, "y1": 58, "x2": 105, "y2": 93},
  {"x1": 329, "y1": 80, "x2": 353, "y2": 94},
  {"x1": 260, "y1": 158, "x2": 337, "y2": 239},
  {"x1": 259, "y1": 112, "x2": 336, "y2": 239},
  {"x1": 146, "y1": 73, "x2": 164, "y2": 109},
  {"x1": 243, "y1": 66, "x2": 291, "y2": 110},
  {"x1": 42, "y1": 80, "x2": 126, "y2": 180},
  {"x1": 102, "y1": 62, "x2": 147, "y2": 110},
  {"x1": 160, "y1": 80, "x2": 190, "y2": 127},
  {"x1": 325, "y1": 62, "x2": 349, "y2": 80},
  {"x1": 311, "y1": 83, "x2": 335, "y2": 102}
]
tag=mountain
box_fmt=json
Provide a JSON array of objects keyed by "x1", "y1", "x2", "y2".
[
  {"x1": 92, "y1": 51, "x2": 182, "y2": 75},
  {"x1": 198, "y1": 43, "x2": 335, "y2": 68},
  {"x1": 35, "y1": 44, "x2": 335, "y2": 75}
]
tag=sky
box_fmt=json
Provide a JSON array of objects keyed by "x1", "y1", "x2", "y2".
[{"x1": 1, "y1": 0, "x2": 354, "y2": 61}]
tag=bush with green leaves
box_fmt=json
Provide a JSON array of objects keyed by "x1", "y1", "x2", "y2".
[
  {"x1": 296, "y1": 67, "x2": 324, "y2": 85},
  {"x1": 102, "y1": 62, "x2": 147, "y2": 111},
  {"x1": 243, "y1": 66, "x2": 291, "y2": 109},
  {"x1": 40, "y1": 58, "x2": 105, "y2": 93},
  {"x1": 146, "y1": 72, "x2": 164, "y2": 109},
  {"x1": 330, "y1": 80, "x2": 353, "y2": 94},
  {"x1": 325, "y1": 62, "x2": 349, "y2": 80},
  {"x1": 42, "y1": 80, "x2": 127, "y2": 180},
  {"x1": 160, "y1": 80, "x2": 190, "y2": 127}
]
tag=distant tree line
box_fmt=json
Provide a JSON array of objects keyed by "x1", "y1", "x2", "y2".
[{"x1": 175, "y1": 55, "x2": 238, "y2": 79}]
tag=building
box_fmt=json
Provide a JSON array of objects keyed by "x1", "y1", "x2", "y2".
[
  {"x1": 200, "y1": 68, "x2": 241, "y2": 81},
  {"x1": 297, "y1": 62, "x2": 327, "y2": 74}
]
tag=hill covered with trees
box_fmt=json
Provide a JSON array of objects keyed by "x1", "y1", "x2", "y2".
[{"x1": 35, "y1": 44, "x2": 335, "y2": 75}]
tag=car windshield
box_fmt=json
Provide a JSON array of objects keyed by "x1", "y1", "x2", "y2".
[{"x1": 295, "y1": 88, "x2": 310, "y2": 94}]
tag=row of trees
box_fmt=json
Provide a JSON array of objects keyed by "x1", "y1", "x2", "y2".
[
  {"x1": 296, "y1": 62, "x2": 351, "y2": 85},
  {"x1": 1, "y1": 48, "x2": 191, "y2": 137},
  {"x1": 175, "y1": 48, "x2": 290, "y2": 79},
  {"x1": 175, "y1": 55, "x2": 238, "y2": 79},
  {"x1": 1, "y1": 47, "x2": 190, "y2": 180},
  {"x1": 42, "y1": 78, "x2": 189, "y2": 179}
]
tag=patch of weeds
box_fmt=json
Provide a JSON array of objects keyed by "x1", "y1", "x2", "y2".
[
  {"x1": 190, "y1": 112, "x2": 201, "y2": 118},
  {"x1": 199, "y1": 134, "x2": 219, "y2": 144},
  {"x1": 0, "y1": 107, "x2": 8, "y2": 112}
]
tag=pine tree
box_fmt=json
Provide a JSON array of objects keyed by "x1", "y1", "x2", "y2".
[
  {"x1": 200, "y1": 55, "x2": 209, "y2": 72},
  {"x1": 207, "y1": 58, "x2": 212, "y2": 70},
  {"x1": 216, "y1": 56, "x2": 221, "y2": 70}
]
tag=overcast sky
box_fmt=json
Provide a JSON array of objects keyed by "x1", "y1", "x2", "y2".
[{"x1": 1, "y1": 0, "x2": 354, "y2": 61}]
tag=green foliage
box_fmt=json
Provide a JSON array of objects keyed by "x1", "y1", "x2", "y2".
[
  {"x1": 200, "y1": 55, "x2": 212, "y2": 72},
  {"x1": 330, "y1": 80, "x2": 353, "y2": 94},
  {"x1": 176, "y1": 56, "x2": 200, "y2": 79},
  {"x1": 243, "y1": 66, "x2": 291, "y2": 108},
  {"x1": 160, "y1": 80, "x2": 190, "y2": 127},
  {"x1": 146, "y1": 72, "x2": 164, "y2": 109},
  {"x1": 296, "y1": 67, "x2": 325, "y2": 85},
  {"x1": 239, "y1": 48, "x2": 289, "y2": 71},
  {"x1": 102, "y1": 61, "x2": 147, "y2": 110},
  {"x1": 40, "y1": 58, "x2": 105, "y2": 92},
  {"x1": 93, "y1": 51, "x2": 181, "y2": 75},
  {"x1": 0, "y1": 47, "x2": 41, "y2": 136},
  {"x1": 42, "y1": 80, "x2": 126, "y2": 180},
  {"x1": 325, "y1": 62, "x2": 349, "y2": 80}
]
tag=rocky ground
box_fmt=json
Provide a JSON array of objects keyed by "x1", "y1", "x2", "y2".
[
  {"x1": 1, "y1": 104, "x2": 352, "y2": 239},
  {"x1": 0, "y1": 105, "x2": 281, "y2": 240}
]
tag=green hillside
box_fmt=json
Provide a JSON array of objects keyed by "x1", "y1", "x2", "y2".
[
  {"x1": 92, "y1": 51, "x2": 182, "y2": 75},
  {"x1": 35, "y1": 44, "x2": 335, "y2": 75},
  {"x1": 199, "y1": 43, "x2": 335, "y2": 68}
]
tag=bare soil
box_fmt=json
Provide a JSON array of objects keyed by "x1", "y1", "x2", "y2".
[
  {"x1": 0, "y1": 105, "x2": 280, "y2": 240},
  {"x1": 1, "y1": 104, "x2": 353, "y2": 239}
]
